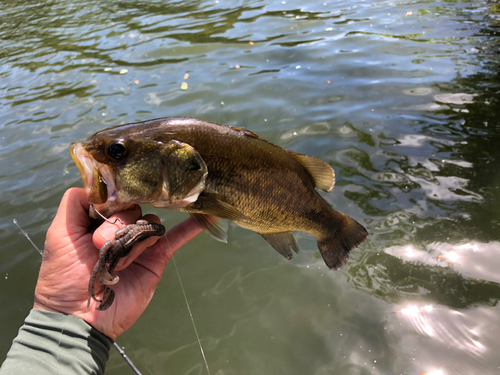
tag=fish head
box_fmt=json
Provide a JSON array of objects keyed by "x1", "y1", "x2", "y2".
[{"x1": 69, "y1": 129, "x2": 208, "y2": 219}]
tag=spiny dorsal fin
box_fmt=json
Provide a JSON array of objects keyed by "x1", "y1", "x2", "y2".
[
  {"x1": 291, "y1": 153, "x2": 335, "y2": 192},
  {"x1": 260, "y1": 232, "x2": 300, "y2": 260},
  {"x1": 231, "y1": 126, "x2": 260, "y2": 139}
]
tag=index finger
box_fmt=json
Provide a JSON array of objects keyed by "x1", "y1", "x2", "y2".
[
  {"x1": 112, "y1": 213, "x2": 163, "y2": 271},
  {"x1": 156, "y1": 216, "x2": 203, "y2": 263},
  {"x1": 92, "y1": 205, "x2": 143, "y2": 249}
]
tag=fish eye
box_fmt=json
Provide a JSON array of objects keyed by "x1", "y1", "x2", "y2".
[{"x1": 107, "y1": 142, "x2": 127, "y2": 160}]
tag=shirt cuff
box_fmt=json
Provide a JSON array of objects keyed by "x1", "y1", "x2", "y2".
[{"x1": 0, "y1": 309, "x2": 112, "y2": 375}]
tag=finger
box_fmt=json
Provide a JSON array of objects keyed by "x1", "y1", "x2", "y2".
[
  {"x1": 92, "y1": 205, "x2": 142, "y2": 249},
  {"x1": 156, "y1": 216, "x2": 203, "y2": 264},
  {"x1": 113, "y1": 214, "x2": 162, "y2": 271},
  {"x1": 50, "y1": 188, "x2": 91, "y2": 238}
]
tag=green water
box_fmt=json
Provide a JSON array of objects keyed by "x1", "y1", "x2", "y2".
[{"x1": 1, "y1": 0, "x2": 500, "y2": 374}]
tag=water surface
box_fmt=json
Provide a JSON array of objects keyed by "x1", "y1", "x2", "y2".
[{"x1": 1, "y1": 0, "x2": 500, "y2": 374}]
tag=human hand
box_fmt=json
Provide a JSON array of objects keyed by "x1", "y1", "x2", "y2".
[{"x1": 33, "y1": 187, "x2": 202, "y2": 340}]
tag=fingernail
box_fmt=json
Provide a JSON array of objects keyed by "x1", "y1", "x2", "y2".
[
  {"x1": 117, "y1": 258, "x2": 125, "y2": 268},
  {"x1": 101, "y1": 226, "x2": 118, "y2": 241}
]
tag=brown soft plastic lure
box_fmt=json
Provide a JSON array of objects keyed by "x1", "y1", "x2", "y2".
[{"x1": 87, "y1": 220, "x2": 165, "y2": 311}]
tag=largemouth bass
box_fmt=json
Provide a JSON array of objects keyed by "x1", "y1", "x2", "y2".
[{"x1": 70, "y1": 117, "x2": 367, "y2": 270}]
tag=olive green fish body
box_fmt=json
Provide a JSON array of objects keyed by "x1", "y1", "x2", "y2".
[{"x1": 70, "y1": 118, "x2": 368, "y2": 269}]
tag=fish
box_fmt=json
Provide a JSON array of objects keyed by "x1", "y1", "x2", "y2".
[{"x1": 70, "y1": 117, "x2": 368, "y2": 269}]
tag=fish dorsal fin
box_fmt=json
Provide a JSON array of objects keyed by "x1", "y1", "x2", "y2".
[
  {"x1": 260, "y1": 232, "x2": 300, "y2": 260},
  {"x1": 290, "y1": 153, "x2": 335, "y2": 192},
  {"x1": 190, "y1": 213, "x2": 229, "y2": 243}
]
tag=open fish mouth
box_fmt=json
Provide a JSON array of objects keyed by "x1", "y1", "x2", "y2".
[{"x1": 69, "y1": 142, "x2": 118, "y2": 212}]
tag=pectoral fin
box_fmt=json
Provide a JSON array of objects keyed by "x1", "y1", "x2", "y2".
[
  {"x1": 185, "y1": 195, "x2": 248, "y2": 221},
  {"x1": 190, "y1": 213, "x2": 229, "y2": 243},
  {"x1": 261, "y1": 232, "x2": 300, "y2": 260}
]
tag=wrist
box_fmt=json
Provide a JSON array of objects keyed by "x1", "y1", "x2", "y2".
[
  {"x1": 34, "y1": 295, "x2": 118, "y2": 340},
  {"x1": 33, "y1": 301, "x2": 59, "y2": 314},
  {"x1": 33, "y1": 289, "x2": 86, "y2": 317}
]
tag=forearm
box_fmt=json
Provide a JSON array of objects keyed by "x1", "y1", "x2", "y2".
[{"x1": 0, "y1": 309, "x2": 112, "y2": 375}]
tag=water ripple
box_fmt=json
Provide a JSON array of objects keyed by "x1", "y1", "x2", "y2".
[{"x1": 1, "y1": 0, "x2": 500, "y2": 374}]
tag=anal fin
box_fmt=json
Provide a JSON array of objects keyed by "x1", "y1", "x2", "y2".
[
  {"x1": 261, "y1": 232, "x2": 300, "y2": 260},
  {"x1": 190, "y1": 213, "x2": 229, "y2": 243}
]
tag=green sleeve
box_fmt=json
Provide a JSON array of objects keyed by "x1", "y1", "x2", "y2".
[{"x1": 0, "y1": 309, "x2": 113, "y2": 375}]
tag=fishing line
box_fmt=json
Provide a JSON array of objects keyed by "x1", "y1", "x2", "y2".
[
  {"x1": 169, "y1": 241, "x2": 211, "y2": 375},
  {"x1": 13, "y1": 219, "x2": 43, "y2": 255}
]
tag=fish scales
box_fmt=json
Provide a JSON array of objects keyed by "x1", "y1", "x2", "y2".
[{"x1": 130, "y1": 120, "x2": 334, "y2": 235}]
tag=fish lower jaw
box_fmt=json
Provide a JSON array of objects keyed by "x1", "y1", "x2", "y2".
[{"x1": 90, "y1": 189, "x2": 199, "y2": 219}]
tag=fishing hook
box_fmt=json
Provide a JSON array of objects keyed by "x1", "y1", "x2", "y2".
[{"x1": 90, "y1": 204, "x2": 125, "y2": 225}]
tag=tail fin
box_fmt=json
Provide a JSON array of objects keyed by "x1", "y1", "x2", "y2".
[{"x1": 317, "y1": 215, "x2": 368, "y2": 270}]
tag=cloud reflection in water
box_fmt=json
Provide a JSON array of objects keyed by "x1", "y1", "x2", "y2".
[
  {"x1": 385, "y1": 241, "x2": 500, "y2": 374},
  {"x1": 385, "y1": 241, "x2": 500, "y2": 283}
]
